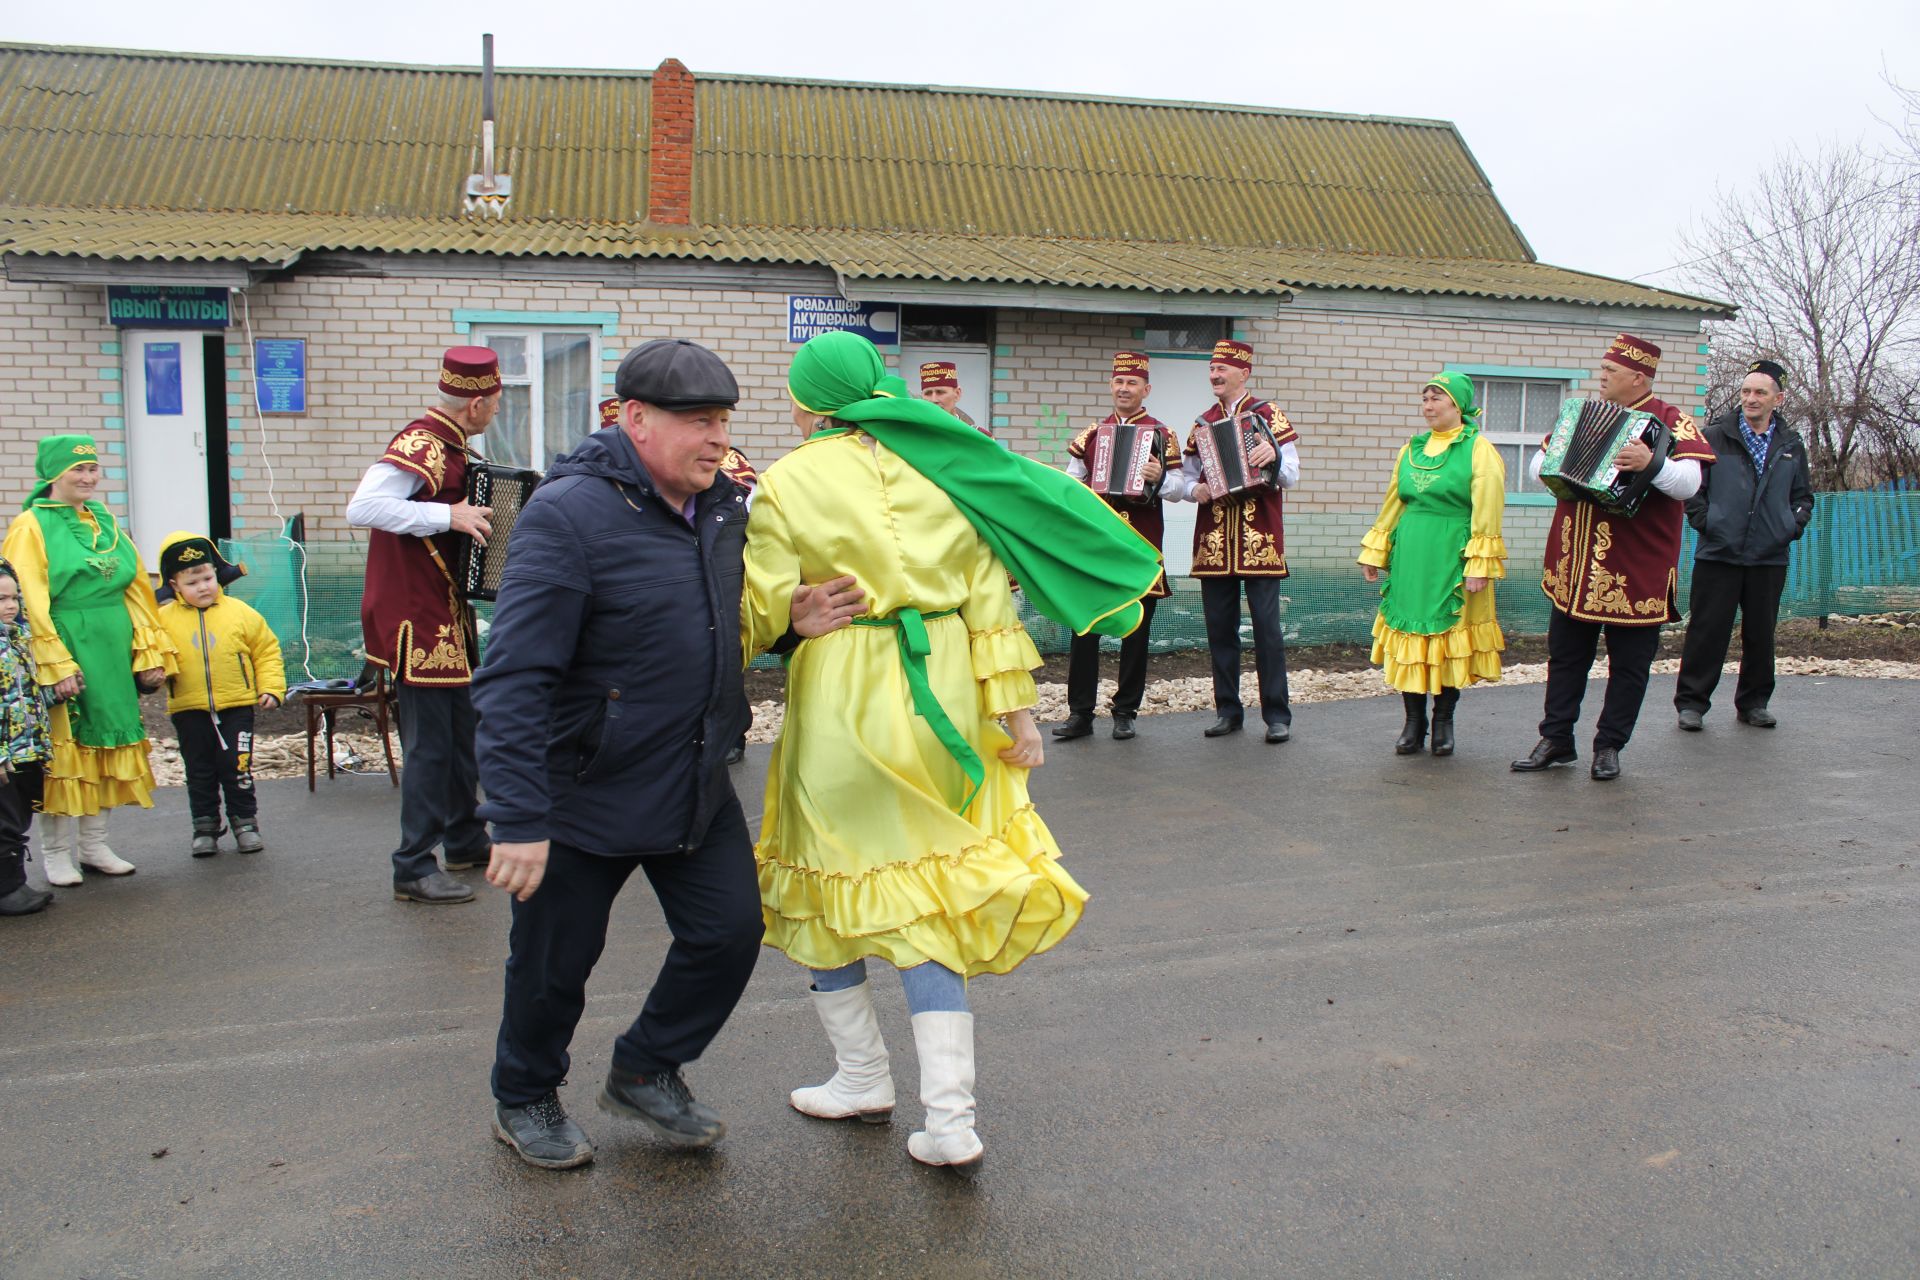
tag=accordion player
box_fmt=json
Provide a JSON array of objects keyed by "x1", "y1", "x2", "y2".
[
  {"x1": 1538, "y1": 397, "x2": 1675, "y2": 517},
  {"x1": 452, "y1": 461, "x2": 542, "y2": 601},
  {"x1": 1191, "y1": 409, "x2": 1281, "y2": 498}
]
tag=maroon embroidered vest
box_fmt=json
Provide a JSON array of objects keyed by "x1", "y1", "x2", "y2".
[
  {"x1": 361, "y1": 409, "x2": 476, "y2": 685},
  {"x1": 1186, "y1": 395, "x2": 1297, "y2": 579},
  {"x1": 1068, "y1": 410, "x2": 1178, "y2": 597}
]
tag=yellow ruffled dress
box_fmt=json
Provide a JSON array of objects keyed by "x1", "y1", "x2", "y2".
[
  {"x1": 1356, "y1": 426, "x2": 1509, "y2": 694},
  {"x1": 2, "y1": 508, "x2": 178, "y2": 815},
  {"x1": 742, "y1": 430, "x2": 1086, "y2": 978}
]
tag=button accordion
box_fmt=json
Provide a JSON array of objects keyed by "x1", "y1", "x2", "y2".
[
  {"x1": 454, "y1": 462, "x2": 542, "y2": 601},
  {"x1": 1539, "y1": 397, "x2": 1674, "y2": 517},
  {"x1": 1085, "y1": 420, "x2": 1165, "y2": 500},
  {"x1": 1192, "y1": 410, "x2": 1280, "y2": 498}
]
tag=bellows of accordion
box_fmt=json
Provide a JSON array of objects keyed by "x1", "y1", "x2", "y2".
[
  {"x1": 1086, "y1": 421, "x2": 1163, "y2": 499},
  {"x1": 1538, "y1": 397, "x2": 1673, "y2": 517},
  {"x1": 1192, "y1": 411, "x2": 1279, "y2": 498}
]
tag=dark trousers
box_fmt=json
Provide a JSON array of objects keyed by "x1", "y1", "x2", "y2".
[
  {"x1": 491, "y1": 797, "x2": 762, "y2": 1105},
  {"x1": 1538, "y1": 609, "x2": 1664, "y2": 752},
  {"x1": 1675, "y1": 560, "x2": 1789, "y2": 715},
  {"x1": 391, "y1": 682, "x2": 487, "y2": 882},
  {"x1": 172, "y1": 707, "x2": 257, "y2": 828},
  {"x1": 0, "y1": 762, "x2": 43, "y2": 897},
  {"x1": 1066, "y1": 595, "x2": 1158, "y2": 717},
  {"x1": 1201, "y1": 576, "x2": 1291, "y2": 727}
]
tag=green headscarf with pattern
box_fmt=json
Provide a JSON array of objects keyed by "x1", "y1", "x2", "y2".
[
  {"x1": 1422, "y1": 372, "x2": 1480, "y2": 426},
  {"x1": 26, "y1": 434, "x2": 102, "y2": 507}
]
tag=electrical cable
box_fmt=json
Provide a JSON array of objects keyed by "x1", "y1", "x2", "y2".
[{"x1": 235, "y1": 289, "x2": 320, "y2": 684}]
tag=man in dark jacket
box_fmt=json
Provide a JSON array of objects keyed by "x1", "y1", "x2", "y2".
[
  {"x1": 473, "y1": 339, "x2": 861, "y2": 1170},
  {"x1": 1675, "y1": 358, "x2": 1815, "y2": 730}
]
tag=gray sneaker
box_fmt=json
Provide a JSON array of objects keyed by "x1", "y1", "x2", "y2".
[
  {"x1": 233, "y1": 822, "x2": 264, "y2": 854},
  {"x1": 493, "y1": 1092, "x2": 594, "y2": 1170},
  {"x1": 598, "y1": 1066, "x2": 725, "y2": 1148}
]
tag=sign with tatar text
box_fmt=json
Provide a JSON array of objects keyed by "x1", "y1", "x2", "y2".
[
  {"x1": 106, "y1": 285, "x2": 231, "y2": 329},
  {"x1": 786, "y1": 297, "x2": 900, "y2": 346}
]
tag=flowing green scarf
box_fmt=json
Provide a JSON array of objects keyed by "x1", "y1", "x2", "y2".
[{"x1": 788, "y1": 332, "x2": 1162, "y2": 637}]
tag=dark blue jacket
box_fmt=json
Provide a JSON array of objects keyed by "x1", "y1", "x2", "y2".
[
  {"x1": 472, "y1": 426, "x2": 750, "y2": 856},
  {"x1": 1685, "y1": 411, "x2": 1815, "y2": 566}
]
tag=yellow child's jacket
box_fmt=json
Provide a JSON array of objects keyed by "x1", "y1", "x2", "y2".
[{"x1": 158, "y1": 592, "x2": 287, "y2": 715}]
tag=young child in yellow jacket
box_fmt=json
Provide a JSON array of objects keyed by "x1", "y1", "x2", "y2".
[{"x1": 155, "y1": 532, "x2": 286, "y2": 857}]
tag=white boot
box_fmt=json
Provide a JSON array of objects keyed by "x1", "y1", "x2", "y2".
[
  {"x1": 906, "y1": 1011, "x2": 984, "y2": 1173},
  {"x1": 76, "y1": 813, "x2": 135, "y2": 876},
  {"x1": 789, "y1": 983, "x2": 895, "y2": 1122},
  {"x1": 39, "y1": 815, "x2": 81, "y2": 887}
]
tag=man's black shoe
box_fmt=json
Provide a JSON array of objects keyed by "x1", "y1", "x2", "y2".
[
  {"x1": 1203, "y1": 716, "x2": 1243, "y2": 738},
  {"x1": 1264, "y1": 724, "x2": 1291, "y2": 744},
  {"x1": 1051, "y1": 713, "x2": 1094, "y2": 741},
  {"x1": 394, "y1": 869, "x2": 476, "y2": 904},
  {"x1": 493, "y1": 1091, "x2": 594, "y2": 1170},
  {"x1": 1590, "y1": 747, "x2": 1622, "y2": 781},
  {"x1": 443, "y1": 848, "x2": 491, "y2": 871},
  {"x1": 598, "y1": 1066, "x2": 725, "y2": 1148},
  {"x1": 1510, "y1": 739, "x2": 1577, "y2": 772},
  {"x1": 1737, "y1": 707, "x2": 1777, "y2": 728},
  {"x1": 1110, "y1": 714, "x2": 1137, "y2": 741},
  {"x1": 1677, "y1": 709, "x2": 1705, "y2": 732},
  {"x1": 0, "y1": 883, "x2": 52, "y2": 916},
  {"x1": 724, "y1": 743, "x2": 747, "y2": 765}
]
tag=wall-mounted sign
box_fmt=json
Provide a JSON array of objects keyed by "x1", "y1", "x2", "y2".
[
  {"x1": 254, "y1": 339, "x2": 307, "y2": 414},
  {"x1": 106, "y1": 285, "x2": 231, "y2": 329},
  {"x1": 787, "y1": 296, "x2": 900, "y2": 346}
]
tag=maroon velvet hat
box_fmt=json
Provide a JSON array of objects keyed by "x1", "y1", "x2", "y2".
[
  {"x1": 920, "y1": 361, "x2": 960, "y2": 390},
  {"x1": 598, "y1": 397, "x2": 621, "y2": 427},
  {"x1": 1112, "y1": 351, "x2": 1150, "y2": 380},
  {"x1": 1601, "y1": 334, "x2": 1661, "y2": 378},
  {"x1": 1210, "y1": 339, "x2": 1253, "y2": 371},
  {"x1": 439, "y1": 346, "x2": 502, "y2": 399}
]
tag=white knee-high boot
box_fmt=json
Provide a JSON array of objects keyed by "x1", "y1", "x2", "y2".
[
  {"x1": 39, "y1": 815, "x2": 81, "y2": 887},
  {"x1": 790, "y1": 983, "x2": 895, "y2": 1122},
  {"x1": 76, "y1": 813, "x2": 135, "y2": 875},
  {"x1": 907, "y1": 1011, "x2": 983, "y2": 1173}
]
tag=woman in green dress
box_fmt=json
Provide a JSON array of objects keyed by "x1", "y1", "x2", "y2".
[
  {"x1": 1356, "y1": 373, "x2": 1508, "y2": 756},
  {"x1": 2, "y1": 435, "x2": 177, "y2": 885}
]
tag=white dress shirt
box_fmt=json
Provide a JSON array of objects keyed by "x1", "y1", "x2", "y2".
[{"x1": 346, "y1": 462, "x2": 451, "y2": 537}]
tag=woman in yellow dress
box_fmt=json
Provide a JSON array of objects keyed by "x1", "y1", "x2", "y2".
[
  {"x1": 1356, "y1": 372, "x2": 1507, "y2": 756},
  {"x1": 744, "y1": 332, "x2": 1158, "y2": 1174},
  {"x1": 2, "y1": 435, "x2": 177, "y2": 884}
]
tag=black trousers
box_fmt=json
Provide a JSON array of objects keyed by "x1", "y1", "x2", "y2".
[
  {"x1": 0, "y1": 762, "x2": 43, "y2": 897},
  {"x1": 490, "y1": 797, "x2": 762, "y2": 1106},
  {"x1": 1538, "y1": 609, "x2": 1664, "y2": 752},
  {"x1": 391, "y1": 681, "x2": 487, "y2": 882},
  {"x1": 1065, "y1": 595, "x2": 1159, "y2": 717},
  {"x1": 1675, "y1": 560, "x2": 1789, "y2": 715},
  {"x1": 1201, "y1": 576, "x2": 1291, "y2": 727},
  {"x1": 172, "y1": 707, "x2": 257, "y2": 827}
]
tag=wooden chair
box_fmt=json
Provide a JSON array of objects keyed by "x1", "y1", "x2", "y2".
[{"x1": 300, "y1": 667, "x2": 400, "y2": 791}]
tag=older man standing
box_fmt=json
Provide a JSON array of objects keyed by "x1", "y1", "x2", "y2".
[
  {"x1": 1512, "y1": 334, "x2": 1716, "y2": 781},
  {"x1": 346, "y1": 346, "x2": 501, "y2": 904},
  {"x1": 477, "y1": 339, "x2": 862, "y2": 1170},
  {"x1": 1674, "y1": 359, "x2": 1815, "y2": 730},
  {"x1": 919, "y1": 361, "x2": 990, "y2": 436}
]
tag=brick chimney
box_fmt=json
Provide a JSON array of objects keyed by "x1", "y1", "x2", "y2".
[{"x1": 648, "y1": 58, "x2": 694, "y2": 226}]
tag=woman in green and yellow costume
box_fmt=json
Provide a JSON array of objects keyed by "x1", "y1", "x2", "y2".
[
  {"x1": 743, "y1": 331, "x2": 1160, "y2": 1174},
  {"x1": 1356, "y1": 372, "x2": 1508, "y2": 757},
  {"x1": 2, "y1": 435, "x2": 177, "y2": 885}
]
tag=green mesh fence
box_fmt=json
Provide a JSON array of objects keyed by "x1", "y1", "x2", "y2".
[{"x1": 219, "y1": 490, "x2": 1920, "y2": 676}]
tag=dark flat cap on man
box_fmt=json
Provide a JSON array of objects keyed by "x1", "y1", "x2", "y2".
[
  {"x1": 1748, "y1": 358, "x2": 1788, "y2": 388},
  {"x1": 615, "y1": 339, "x2": 740, "y2": 410}
]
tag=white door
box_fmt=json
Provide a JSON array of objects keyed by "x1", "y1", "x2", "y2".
[
  {"x1": 1142, "y1": 355, "x2": 1216, "y2": 576},
  {"x1": 895, "y1": 344, "x2": 993, "y2": 432},
  {"x1": 123, "y1": 331, "x2": 211, "y2": 561}
]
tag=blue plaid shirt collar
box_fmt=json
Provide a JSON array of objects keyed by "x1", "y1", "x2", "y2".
[{"x1": 1736, "y1": 413, "x2": 1777, "y2": 474}]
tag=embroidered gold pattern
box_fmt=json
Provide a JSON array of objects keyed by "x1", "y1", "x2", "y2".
[
  {"x1": 409, "y1": 623, "x2": 469, "y2": 673},
  {"x1": 176, "y1": 546, "x2": 205, "y2": 562},
  {"x1": 1670, "y1": 413, "x2": 1705, "y2": 445},
  {"x1": 1240, "y1": 502, "x2": 1286, "y2": 568},
  {"x1": 439, "y1": 368, "x2": 501, "y2": 393},
  {"x1": 388, "y1": 430, "x2": 448, "y2": 490}
]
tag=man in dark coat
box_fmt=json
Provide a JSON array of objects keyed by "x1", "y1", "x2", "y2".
[
  {"x1": 1674, "y1": 358, "x2": 1815, "y2": 730},
  {"x1": 475, "y1": 339, "x2": 862, "y2": 1170}
]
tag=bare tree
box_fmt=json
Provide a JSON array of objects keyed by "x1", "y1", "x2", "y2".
[{"x1": 1679, "y1": 138, "x2": 1920, "y2": 488}]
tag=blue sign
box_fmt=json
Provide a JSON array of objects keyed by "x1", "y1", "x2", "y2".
[
  {"x1": 787, "y1": 296, "x2": 900, "y2": 346},
  {"x1": 107, "y1": 285, "x2": 230, "y2": 328},
  {"x1": 254, "y1": 339, "x2": 307, "y2": 414},
  {"x1": 144, "y1": 343, "x2": 183, "y2": 415}
]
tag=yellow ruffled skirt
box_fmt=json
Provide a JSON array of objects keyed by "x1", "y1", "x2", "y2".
[
  {"x1": 42, "y1": 703, "x2": 157, "y2": 816},
  {"x1": 1370, "y1": 584, "x2": 1505, "y2": 695},
  {"x1": 756, "y1": 612, "x2": 1086, "y2": 977}
]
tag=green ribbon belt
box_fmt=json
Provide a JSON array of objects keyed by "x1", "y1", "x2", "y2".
[{"x1": 850, "y1": 606, "x2": 983, "y2": 816}]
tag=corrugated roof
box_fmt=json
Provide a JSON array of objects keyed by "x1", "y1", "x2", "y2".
[{"x1": 0, "y1": 43, "x2": 1727, "y2": 313}]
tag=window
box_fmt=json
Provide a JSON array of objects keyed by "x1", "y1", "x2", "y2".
[
  {"x1": 474, "y1": 328, "x2": 598, "y2": 469},
  {"x1": 902, "y1": 306, "x2": 994, "y2": 345},
  {"x1": 1471, "y1": 376, "x2": 1568, "y2": 495},
  {"x1": 1140, "y1": 317, "x2": 1226, "y2": 354}
]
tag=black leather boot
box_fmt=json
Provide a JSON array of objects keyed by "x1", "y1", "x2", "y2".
[
  {"x1": 1394, "y1": 693, "x2": 1427, "y2": 755},
  {"x1": 1052, "y1": 713, "x2": 1094, "y2": 741},
  {"x1": 190, "y1": 817, "x2": 223, "y2": 859},
  {"x1": 1430, "y1": 688, "x2": 1458, "y2": 757}
]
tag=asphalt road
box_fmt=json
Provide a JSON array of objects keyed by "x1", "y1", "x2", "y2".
[{"x1": 2, "y1": 675, "x2": 1916, "y2": 1279}]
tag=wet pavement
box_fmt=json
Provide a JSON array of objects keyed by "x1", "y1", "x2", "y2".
[{"x1": 2, "y1": 674, "x2": 1917, "y2": 1279}]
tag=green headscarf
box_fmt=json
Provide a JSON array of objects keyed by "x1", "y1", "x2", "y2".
[
  {"x1": 26, "y1": 434, "x2": 102, "y2": 508},
  {"x1": 788, "y1": 332, "x2": 1161, "y2": 638},
  {"x1": 1422, "y1": 372, "x2": 1481, "y2": 425}
]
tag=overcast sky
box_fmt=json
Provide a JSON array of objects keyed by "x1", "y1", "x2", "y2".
[{"x1": 14, "y1": 0, "x2": 1918, "y2": 293}]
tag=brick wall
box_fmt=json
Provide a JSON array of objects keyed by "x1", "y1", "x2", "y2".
[{"x1": 0, "y1": 282, "x2": 132, "y2": 517}]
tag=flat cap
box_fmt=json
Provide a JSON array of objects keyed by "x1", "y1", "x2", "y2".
[{"x1": 614, "y1": 339, "x2": 739, "y2": 410}]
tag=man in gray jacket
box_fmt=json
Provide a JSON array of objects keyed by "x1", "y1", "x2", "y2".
[{"x1": 1675, "y1": 358, "x2": 1815, "y2": 730}]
